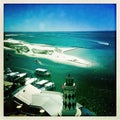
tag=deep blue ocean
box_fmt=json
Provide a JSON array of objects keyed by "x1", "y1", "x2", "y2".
[{"x1": 4, "y1": 31, "x2": 116, "y2": 115}]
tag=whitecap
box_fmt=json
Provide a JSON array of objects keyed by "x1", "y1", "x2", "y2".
[
  {"x1": 97, "y1": 41, "x2": 109, "y2": 46},
  {"x1": 5, "y1": 34, "x2": 25, "y2": 37}
]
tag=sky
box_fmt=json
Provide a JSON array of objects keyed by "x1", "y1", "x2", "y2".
[{"x1": 4, "y1": 4, "x2": 116, "y2": 32}]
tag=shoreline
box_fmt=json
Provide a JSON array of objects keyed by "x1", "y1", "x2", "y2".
[{"x1": 4, "y1": 39, "x2": 93, "y2": 67}]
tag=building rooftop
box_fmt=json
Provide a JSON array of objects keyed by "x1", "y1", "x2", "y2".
[
  {"x1": 32, "y1": 91, "x2": 63, "y2": 116},
  {"x1": 36, "y1": 80, "x2": 48, "y2": 85},
  {"x1": 14, "y1": 84, "x2": 41, "y2": 105},
  {"x1": 14, "y1": 84, "x2": 63, "y2": 116},
  {"x1": 44, "y1": 82, "x2": 54, "y2": 87},
  {"x1": 25, "y1": 78, "x2": 37, "y2": 85},
  {"x1": 35, "y1": 68, "x2": 47, "y2": 72}
]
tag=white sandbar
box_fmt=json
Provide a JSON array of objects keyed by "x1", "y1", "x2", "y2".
[{"x1": 4, "y1": 39, "x2": 93, "y2": 67}]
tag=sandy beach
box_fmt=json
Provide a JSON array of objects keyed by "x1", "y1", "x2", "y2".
[{"x1": 4, "y1": 39, "x2": 92, "y2": 67}]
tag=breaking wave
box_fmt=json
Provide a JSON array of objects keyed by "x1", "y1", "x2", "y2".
[{"x1": 96, "y1": 41, "x2": 110, "y2": 46}]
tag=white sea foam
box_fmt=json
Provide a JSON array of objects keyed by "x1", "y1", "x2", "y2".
[
  {"x1": 97, "y1": 41, "x2": 109, "y2": 46},
  {"x1": 88, "y1": 39, "x2": 110, "y2": 46},
  {"x1": 4, "y1": 38, "x2": 25, "y2": 44},
  {"x1": 5, "y1": 34, "x2": 24, "y2": 37}
]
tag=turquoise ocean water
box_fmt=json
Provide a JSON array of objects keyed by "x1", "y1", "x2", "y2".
[{"x1": 4, "y1": 31, "x2": 116, "y2": 115}]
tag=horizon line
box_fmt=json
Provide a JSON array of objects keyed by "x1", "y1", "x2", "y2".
[{"x1": 4, "y1": 30, "x2": 116, "y2": 33}]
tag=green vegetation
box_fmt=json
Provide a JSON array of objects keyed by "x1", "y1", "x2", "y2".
[
  {"x1": 4, "y1": 42, "x2": 30, "y2": 53},
  {"x1": 32, "y1": 48, "x2": 53, "y2": 55},
  {"x1": 4, "y1": 42, "x2": 22, "y2": 49},
  {"x1": 55, "y1": 48, "x2": 62, "y2": 53},
  {"x1": 15, "y1": 46, "x2": 29, "y2": 53}
]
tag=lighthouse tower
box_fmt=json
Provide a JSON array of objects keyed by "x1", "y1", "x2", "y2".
[{"x1": 62, "y1": 74, "x2": 77, "y2": 116}]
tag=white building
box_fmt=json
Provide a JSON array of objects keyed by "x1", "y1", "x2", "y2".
[
  {"x1": 14, "y1": 76, "x2": 83, "y2": 116},
  {"x1": 14, "y1": 84, "x2": 63, "y2": 116}
]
